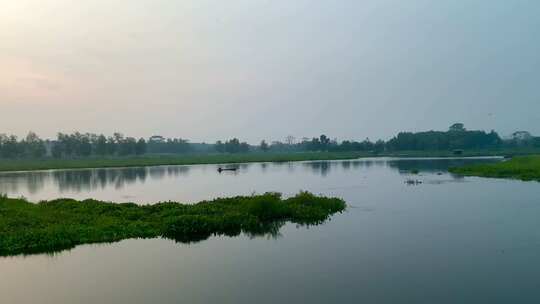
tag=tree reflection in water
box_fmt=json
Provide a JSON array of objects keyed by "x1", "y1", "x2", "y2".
[{"x1": 0, "y1": 158, "x2": 500, "y2": 197}]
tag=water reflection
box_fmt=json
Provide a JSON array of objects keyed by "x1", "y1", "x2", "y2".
[
  {"x1": 0, "y1": 157, "x2": 501, "y2": 200},
  {"x1": 0, "y1": 165, "x2": 191, "y2": 195},
  {"x1": 169, "y1": 221, "x2": 285, "y2": 245},
  {"x1": 384, "y1": 158, "x2": 498, "y2": 174},
  {"x1": 11, "y1": 220, "x2": 288, "y2": 257}
]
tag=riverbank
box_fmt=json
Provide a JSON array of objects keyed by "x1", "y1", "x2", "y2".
[
  {"x1": 0, "y1": 192, "x2": 346, "y2": 256},
  {"x1": 1, "y1": 149, "x2": 539, "y2": 172},
  {"x1": 449, "y1": 155, "x2": 540, "y2": 181},
  {"x1": 0, "y1": 152, "x2": 367, "y2": 172}
]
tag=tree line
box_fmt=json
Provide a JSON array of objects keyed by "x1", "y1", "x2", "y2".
[
  {"x1": 259, "y1": 124, "x2": 538, "y2": 153},
  {"x1": 0, "y1": 132, "x2": 46, "y2": 158},
  {"x1": 215, "y1": 138, "x2": 250, "y2": 154},
  {"x1": 1, "y1": 124, "x2": 539, "y2": 159},
  {"x1": 52, "y1": 133, "x2": 147, "y2": 157}
]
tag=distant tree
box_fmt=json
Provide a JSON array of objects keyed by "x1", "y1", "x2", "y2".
[
  {"x1": 449, "y1": 123, "x2": 466, "y2": 132},
  {"x1": 106, "y1": 136, "x2": 117, "y2": 155},
  {"x1": 79, "y1": 135, "x2": 92, "y2": 157},
  {"x1": 113, "y1": 133, "x2": 124, "y2": 144},
  {"x1": 239, "y1": 142, "x2": 250, "y2": 153},
  {"x1": 319, "y1": 135, "x2": 330, "y2": 151},
  {"x1": 0, "y1": 135, "x2": 21, "y2": 158},
  {"x1": 215, "y1": 138, "x2": 251, "y2": 153},
  {"x1": 146, "y1": 137, "x2": 191, "y2": 154},
  {"x1": 260, "y1": 140, "x2": 269, "y2": 152},
  {"x1": 285, "y1": 135, "x2": 296, "y2": 145},
  {"x1": 22, "y1": 132, "x2": 46, "y2": 158},
  {"x1": 308, "y1": 137, "x2": 321, "y2": 151},
  {"x1": 95, "y1": 135, "x2": 108, "y2": 156},
  {"x1": 374, "y1": 140, "x2": 386, "y2": 153},
  {"x1": 118, "y1": 137, "x2": 137, "y2": 156},
  {"x1": 533, "y1": 137, "x2": 540, "y2": 148},
  {"x1": 215, "y1": 140, "x2": 225, "y2": 153},
  {"x1": 386, "y1": 127, "x2": 502, "y2": 151},
  {"x1": 225, "y1": 138, "x2": 241, "y2": 153},
  {"x1": 135, "y1": 138, "x2": 147, "y2": 155}
]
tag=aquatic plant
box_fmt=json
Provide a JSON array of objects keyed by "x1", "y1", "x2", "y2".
[
  {"x1": 0, "y1": 192, "x2": 346, "y2": 256},
  {"x1": 449, "y1": 155, "x2": 540, "y2": 181}
]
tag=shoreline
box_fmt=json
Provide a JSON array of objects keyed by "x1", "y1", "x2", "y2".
[
  {"x1": 0, "y1": 150, "x2": 530, "y2": 173},
  {"x1": 449, "y1": 155, "x2": 540, "y2": 182}
]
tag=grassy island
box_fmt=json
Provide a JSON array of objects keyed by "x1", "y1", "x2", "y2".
[
  {"x1": 0, "y1": 192, "x2": 346, "y2": 256},
  {"x1": 450, "y1": 155, "x2": 540, "y2": 181}
]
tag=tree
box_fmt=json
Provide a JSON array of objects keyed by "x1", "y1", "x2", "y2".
[
  {"x1": 318, "y1": 134, "x2": 331, "y2": 151},
  {"x1": 118, "y1": 137, "x2": 137, "y2": 156},
  {"x1": 239, "y1": 142, "x2": 250, "y2": 153},
  {"x1": 215, "y1": 140, "x2": 225, "y2": 153},
  {"x1": 285, "y1": 135, "x2": 296, "y2": 145},
  {"x1": 0, "y1": 135, "x2": 21, "y2": 158},
  {"x1": 225, "y1": 138, "x2": 241, "y2": 153},
  {"x1": 23, "y1": 132, "x2": 46, "y2": 158},
  {"x1": 449, "y1": 123, "x2": 466, "y2": 132},
  {"x1": 106, "y1": 136, "x2": 117, "y2": 155},
  {"x1": 374, "y1": 140, "x2": 386, "y2": 153},
  {"x1": 135, "y1": 138, "x2": 147, "y2": 155},
  {"x1": 79, "y1": 135, "x2": 92, "y2": 157},
  {"x1": 95, "y1": 135, "x2": 108, "y2": 156},
  {"x1": 260, "y1": 140, "x2": 269, "y2": 152}
]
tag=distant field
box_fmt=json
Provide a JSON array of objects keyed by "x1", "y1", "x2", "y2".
[
  {"x1": 450, "y1": 155, "x2": 540, "y2": 181},
  {"x1": 1, "y1": 149, "x2": 540, "y2": 172},
  {"x1": 0, "y1": 152, "x2": 367, "y2": 172},
  {"x1": 383, "y1": 148, "x2": 540, "y2": 158}
]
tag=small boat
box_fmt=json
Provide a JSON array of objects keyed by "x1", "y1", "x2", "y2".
[{"x1": 217, "y1": 167, "x2": 238, "y2": 173}]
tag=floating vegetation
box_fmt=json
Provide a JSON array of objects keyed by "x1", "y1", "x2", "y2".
[
  {"x1": 0, "y1": 192, "x2": 346, "y2": 256},
  {"x1": 449, "y1": 155, "x2": 540, "y2": 181}
]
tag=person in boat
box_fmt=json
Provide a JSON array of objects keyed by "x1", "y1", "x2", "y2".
[{"x1": 218, "y1": 167, "x2": 238, "y2": 173}]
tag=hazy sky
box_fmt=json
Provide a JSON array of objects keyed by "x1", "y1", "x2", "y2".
[{"x1": 1, "y1": 0, "x2": 539, "y2": 143}]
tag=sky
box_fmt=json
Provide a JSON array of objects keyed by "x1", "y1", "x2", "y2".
[{"x1": 1, "y1": 0, "x2": 539, "y2": 143}]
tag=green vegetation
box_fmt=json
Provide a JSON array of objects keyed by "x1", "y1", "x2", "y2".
[
  {"x1": 380, "y1": 148, "x2": 540, "y2": 158},
  {"x1": 2, "y1": 149, "x2": 540, "y2": 172},
  {"x1": 0, "y1": 192, "x2": 346, "y2": 256},
  {"x1": 450, "y1": 155, "x2": 540, "y2": 181},
  {"x1": 3, "y1": 123, "x2": 540, "y2": 172},
  {"x1": 0, "y1": 152, "x2": 366, "y2": 172},
  {"x1": 3, "y1": 124, "x2": 540, "y2": 161},
  {"x1": 386, "y1": 123, "x2": 503, "y2": 151}
]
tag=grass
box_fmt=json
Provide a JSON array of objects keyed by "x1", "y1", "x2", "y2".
[
  {"x1": 382, "y1": 148, "x2": 540, "y2": 158},
  {"x1": 0, "y1": 152, "x2": 366, "y2": 172},
  {"x1": 449, "y1": 155, "x2": 540, "y2": 181},
  {"x1": 1, "y1": 148, "x2": 539, "y2": 173},
  {"x1": 0, "y1": 192, "x2": 346, "y2": 256}
]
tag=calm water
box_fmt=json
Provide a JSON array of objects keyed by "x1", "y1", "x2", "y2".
[{"x1": 2, "y1": 157, "x2": 540, "y2": 303}]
